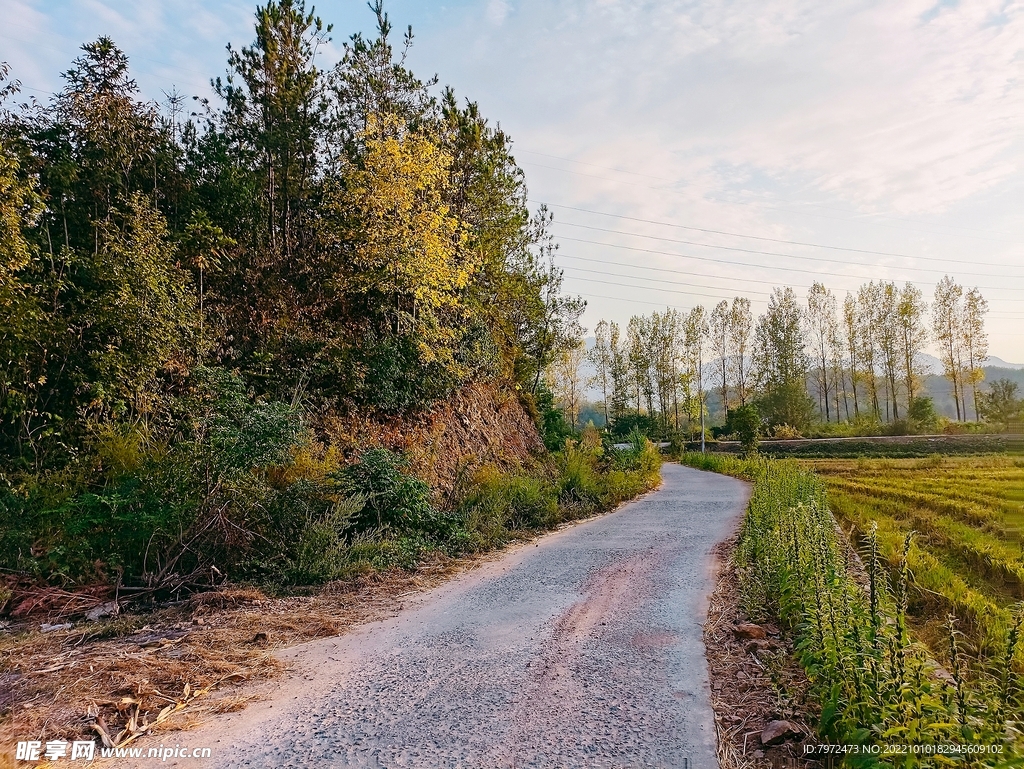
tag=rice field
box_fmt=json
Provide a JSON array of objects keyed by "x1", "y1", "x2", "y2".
[{"x1": 805, "y1": 455, "x2": 1024, "y2": 658}]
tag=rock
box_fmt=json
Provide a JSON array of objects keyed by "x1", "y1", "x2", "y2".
[
  {"x1": 753, "y1": 750, "x2": 765, "y2": 759},
  {"x1": 40, "y1": 622, "x2": 73, "y2": 633},
  {"x1": 760, "y1": 719, "x2": 800, "y2": 746},
  {"x1": 734, "y1": 623, "x2": 767, "y2": 640},
  {"x1": 86, "y1": 601, "x2": 119, "y2": 622}
]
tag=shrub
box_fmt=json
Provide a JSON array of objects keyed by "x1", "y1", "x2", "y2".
[{"x1": 336, "y1": 448, "x2": 455, "y2": 537}]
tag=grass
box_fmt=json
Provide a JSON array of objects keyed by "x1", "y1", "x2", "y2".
[
  {"x1": 807, "y1": 456, "x2": 1024, "y2": 659},
  {"x1": 681, "y1": 452, "x2": 1024, "y2": 766}
]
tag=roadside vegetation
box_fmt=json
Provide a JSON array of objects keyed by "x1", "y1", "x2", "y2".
[
  {"x1": 808, "y1": 456, "x2": 1024, "y2": 660},
  {"x1": 682, "y1": 452, "x2": 1024, "y2": 766},
  {"x1": 0, "y1": 0, "x2": 643, "y2": 604}
]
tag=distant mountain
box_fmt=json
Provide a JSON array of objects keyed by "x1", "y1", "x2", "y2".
[
  {"x1": 987, "y1": 356, "x2": 1024, "y2": 370},
  {"x1": 914, "y1": 352, "x2": 1023, "y2": 376}
]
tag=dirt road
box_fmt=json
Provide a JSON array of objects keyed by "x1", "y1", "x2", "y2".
[{"x1": 138, "y1": 463, "x2": 749, "y2": 769}]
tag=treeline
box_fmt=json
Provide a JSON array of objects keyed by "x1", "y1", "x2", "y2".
[
  {"x1": 0, "y1": 2, "x2": 585, "y2": 472},
  {"x1": 0, "y1": 3, "x2": 607, "y2": 590},
  {"x1": 548, "y1": 277, "x2": 990, "y2": 437}
]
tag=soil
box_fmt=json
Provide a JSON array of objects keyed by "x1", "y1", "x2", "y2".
[{"x1": 704, "y1": 536, "x2": 823, "y2": 769}]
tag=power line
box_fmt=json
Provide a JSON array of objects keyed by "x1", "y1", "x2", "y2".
[
  {"x1": 534, "y1": 201, "x2": 1019, "y2": 269},
  {"x1": 553, "y1": 221, "x2": 1021, "y2": 279},
  {"x1": 555, "y1": 236, "x2": 1024, "y2": 297},
  {"x1": 558, "y1": 262, "x2": 1024, "y2": 317},
  {"x1": 556, "y1": 254, "x2": 1024, "y2": 315}
]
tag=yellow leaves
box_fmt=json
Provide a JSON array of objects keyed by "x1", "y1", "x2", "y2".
[{"x1": 339, "y1": 115, "x2": 471, "y2": 316}]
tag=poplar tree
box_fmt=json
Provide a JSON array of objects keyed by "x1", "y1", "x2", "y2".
[
  {"x1": 753, "y1": 287, "x2": 811, "y2": 429},
  {"x1": 806, "y1": 282, "x2": 838, "y2": 422},
  {"x1": 843, "y1": 294, "x2": 861, "y2": 419},
  {"x1": 728, "y1": 297, "x2": 753, "y2": 406},
  {"x1": 710, "y1": 300, "x2": 730, "y2": 416},
  {"x1": 933, "y1": 276, "x2": 965, "y2": 421},
  {"x1": 875, "y1": 282, "x2": 901, "y2": 421},
  {"x1": 589, "y1": 319, "x2": 613, "y2": 426},
  {"x1": 897, "y1": 282, "x2": 928, "y2": 410},
  {"x1": 962, "y1": 287, "x2": 988, "y2": 421}
]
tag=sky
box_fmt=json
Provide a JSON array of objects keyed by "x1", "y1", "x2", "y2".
[{"x1": 2, "y1": 0, "x2": 1023, "y2": 362}]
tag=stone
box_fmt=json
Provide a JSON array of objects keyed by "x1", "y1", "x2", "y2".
[
  {"x1": 760, "y1": 720, "x2": 800, "y2": 746},
  {"x1": 86, "y1": 601, "x2": 119, "y2": 622},
  {"x1": 734, "y1": 623, "x2": 767, "y2": 640}
]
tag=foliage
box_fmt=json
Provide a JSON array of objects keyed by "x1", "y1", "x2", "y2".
[
  {"x1": 681, "y1": 453, "x2": 1024, "y2": 765},
  {"x1": 725, "y1": 404, "x2": 760, "y2": 455},
  {"x1": 976, "y1": 379, "x2": 1023, "y2": 429}
]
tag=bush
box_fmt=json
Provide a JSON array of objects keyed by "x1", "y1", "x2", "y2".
[{"x1": 337, "y1": 448, "x2": 454, "y2": 536}]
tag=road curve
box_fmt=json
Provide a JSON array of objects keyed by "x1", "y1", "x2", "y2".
[{"x1": 147, "y1": 464, "x2": 749, "y2": 769}]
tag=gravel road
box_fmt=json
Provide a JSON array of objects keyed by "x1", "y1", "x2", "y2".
[{"x1": 141, "y1": 463, "x2": 749, "y2": 769}]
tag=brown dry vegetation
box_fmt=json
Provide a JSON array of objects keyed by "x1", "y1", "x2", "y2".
[
  {"x1": 0, "y1": 555, "x2": 482, "y2": 763},
  {"x1": 705, "y1": 536, "x2": 819, "y2": 769},
  {"x1": 320, "y1": 382, "x2": 545, "y2": 496}
]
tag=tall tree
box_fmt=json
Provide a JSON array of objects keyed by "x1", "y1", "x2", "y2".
[
  {"x1": 962, "y1": 287, "x2": 989, "y2": 421},
  {"x1": 842, "y1": 294, "x2": 861, "y2": 419},
  {"x1": 805, "y1": 282, "x2": 837, "y2": 422},
  {"x1": 875, "y1": 282, "x2": 901, "y2": 421},
  {"x1": 709, "y1": 300, "x2": 730, "y2": 416},
  {"x1": 933, "y1": 276, "x2": 965, "y2": 421},
  {"x1": 896, "y1": 282, "x2": 928, "y2": 410},
  {"x1": 683, "y1": 306, "x2": 708, "y2": 448},
  {"x1": 856, "y1": 282, "x2": 882, "y2": 420},
  {"x1": 589, "y1": 319, "x2": 613, "y2": 426},
  {"x1": 609, "y1": 321, "x2": 629, "y2": 423},
  {"x1": 728, "y1": 297, "x2": 753, "y2": 406},
  {"x1": 546, "y1": 339, "x2": 586, "y2": 428},
  {"x1": 217, "y1": 0, "x2": 331, "y2": 261},
  {"x1": 753, "y1": 287, "x2": 811, "y2": 429}
]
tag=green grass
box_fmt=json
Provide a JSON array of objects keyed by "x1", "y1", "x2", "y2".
[
  {"x1": 807, "y1": 456, "x2": 1024, "y2": 658},
  {"x1": 681, "y1": 452, "x2": 1024, "y2": 767}
]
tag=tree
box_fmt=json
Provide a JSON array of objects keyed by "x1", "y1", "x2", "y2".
[
  {"x1": 0, "y1": 132, "x2": 45, "y2": 461},
  {"x1": 683, "y1": 305, "x2": 708, "y2": 448},
  {"x1": 710, "y1": 300, "x2": 730, "y2": 416},
  {"x1": 753, "y1": 287, "x2": 812, "y2": 429},
  {"x1": 806, "y1": 282, "x2": 837, "y2": 422},
  {"x1": 83, "y1": 193, "x2": 198, "y2": 415},
  {"x1": 728, "y1": 297, "x2": 752, "y2": 406},
  {"x1": 609, "y1": 321, "x2": 629, "y2": 423},
  {"x1": 546, "y1": 339, "x2": 586, "y2": 428},
  {"x1": 856, "y1": 282, "x2": 882, "y2": 420},
  {"x1": 589, "y1": 320, "x2": 613, "y2": 426},
  {"x1": 842, "y1": 294, "x2": 861, "y2": 419},
  {"x1": 897, "y1": 282, "x2": 928, "y2": 411},
  {"x1": 976, "y1": 379, "x2": 1023, "y2": 428},
  {"x1": 933, "y1": 276, "x2": 965, "y2": 421},
  {"x1": 874, "y1": 282, "x2": 901, "y2": 421},
  {"x1": 217, "y1": 0, "x2": 331, "y2": 261},
  {"x1": 626, "y1": 315, "x2": 652, "y2": 417},
  {"x1": 962, "y1": 287, "x2": 988, "y2": 421}
]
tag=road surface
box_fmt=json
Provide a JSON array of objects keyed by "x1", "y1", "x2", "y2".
[{"x1": 142, "y1": 463, "x2": 749, "y2": 769}]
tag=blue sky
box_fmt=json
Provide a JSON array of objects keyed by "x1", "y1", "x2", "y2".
[{"x1": 3, "y1": 0, "x2": 1023, "y2": 361}]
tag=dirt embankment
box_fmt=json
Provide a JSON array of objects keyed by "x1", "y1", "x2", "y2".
[{"x1": 321, "y1": 382, "x2": 545, "y2": 495}]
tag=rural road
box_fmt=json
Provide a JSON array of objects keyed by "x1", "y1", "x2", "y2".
[{"x1": 141, "y1": 464, "x2": 749, "y2": 769}]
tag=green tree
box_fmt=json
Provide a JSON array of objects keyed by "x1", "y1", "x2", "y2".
[
  {"x1": 933, "y1": 276, "x2": 965, "y2": 421},
  {"x1": 753, "y1": 287, "x2": 813, "y2": 429},
  {"x1": 976, "y1": 379, "x2": 1023, "y2": 429},
  {"x1": 83, "y1": 193, "x2": 198, "y2": 416},
  {"x1": 962, "y1": 287, "x2": 988, "y2": 421}
]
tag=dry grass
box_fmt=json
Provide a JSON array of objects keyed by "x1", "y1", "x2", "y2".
[
  {"x1": 704, "y1": 536, "x2": 820, "y2": 769},
  {"x1": 0, "y1": 554, "x2": 474, "y2": 759}
]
